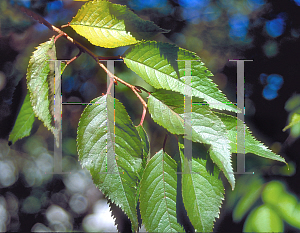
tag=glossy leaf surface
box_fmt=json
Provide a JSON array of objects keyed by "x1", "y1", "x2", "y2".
[
  {"x1": 124, "y1": 41, "x2": 238, "y2": 113},
  {"x1": 148, "y1": 90, "x2": 235, "y2": 189},
  {"x1": 139, "y1": 149, "x2": 184, "y2": 232},
  {"x1": 77, "y1": 94, "x2": 142, "y2": 231},
  {"x1": 179, "y1": 142, "x2": 224, "y2": 232},
  {"x1": 70, "y1": 0, "x2": 167, "y2": 48}
]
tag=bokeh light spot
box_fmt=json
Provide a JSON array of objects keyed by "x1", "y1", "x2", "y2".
[
  {"x1": 31, "y1": 223, "x2": 51, "y2": 232},
  {"x1": 46, "y1": 205, "x2": 72, "y2": 230},
  {"x1": 266, "y1": 15, "x2": 285, "y2": 37},
  {"x1": 0, "y1": 196, "x2": 8, "y2": 232},
  {"x1": 178, "y1": 0, "x2": 209, "y2": 8},
  {"x1": 21, "y1": 196, "x2": 41, "y2": 214},
  {"x1": 46, "y1": 1, "x2": 63, "y2": 13},
  {"x1": 83, "y1": 199, "x2": 117, "y2": 232},
  {"x1": 63, "y1": 171, "x2": 91, "y2": 193},
  {"x1": 294, "y1": 0, "x2": 300, "y2": 6},
  {"x1": 267, "y1": 74, "x2": 283, "y2": 91},
  {"x1": 69, "y1": 193, "x2": 88, "y2": 214},
  {"x1": 263, "y1": 85, "x2": 278, "y2": 100},
  {"x1": 229, "y1": 14, "x2": 249, "y2": 39},
  {"x1": 259, "y1": 73, "x2": 268, "y2": 85},
  {"x1": 263, "y1": 41, "x2": 278, "y2": 57},
  {"x1": 0, "y1": 160, "x2": 17, "y2": 187}
]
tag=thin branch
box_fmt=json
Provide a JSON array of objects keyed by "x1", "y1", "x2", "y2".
[
  {"x1": 106, "y1": 77, "x2": 114, "y2": 95},
  {"x1": 65, "y1": 50, "x2": 82, "y2": 66},
  {"x1": 60, "y1": 22, "x2": 70, "y2": 28},
  {"x1": 139, "y1": 106, "x2": 147, "y2": 126},
  {"x1": 20, "y1": 6, "x2": 148, "y2": 110},
  {"x1": 128, "y1": 83, "x2": 147, "y2": 109},
  {"x1": 54, "y1": 33, "x2": 65, "y2": 43}
]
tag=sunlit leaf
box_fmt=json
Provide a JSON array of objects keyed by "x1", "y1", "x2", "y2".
[
  {"x1": 124, "y1": 41, "x2": 239, "y2": 113},
  {"x1": 139, "y1": 149, "x2": 184, "y2": 232},
  {"x1": 70, "y1": 0, "x2": 167, "y2": 48},
  {"x1": 77, "y1": 94, "x2": 142, "y2": 232},
  {"x1": 283, "y1": 112, "x2": 300, "y2": 132}
]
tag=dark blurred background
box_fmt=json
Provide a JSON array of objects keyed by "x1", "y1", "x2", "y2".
[{"x1": 0, "y1": 0, "x2": 300, "y2": 232}]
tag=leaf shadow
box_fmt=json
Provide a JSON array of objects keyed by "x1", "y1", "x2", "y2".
[
  {"x1": 108, "y1": 3, "x2": 169, "y2": 40},
  {"x1": 155, "y1": 42, "x2": 180, "y2": 80},
  {"x1": 179, "y1": 136, "x2": 217, "y2": 177}
]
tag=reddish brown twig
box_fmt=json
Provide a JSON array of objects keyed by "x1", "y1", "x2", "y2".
[
  {"x1": 20, "y1": 6, "x2": 148, "y2": 111},
  {"x1": 60, "y1": 22, "x2": 70, "y2": 28},
  {"x1": 138, "y1": 105, "x2": 147, "y2": 126},
  {"x1": 106, "y1": 77, "x2": 114, "y2": 96},
  {"x1": 65, "y1": 50, "x2": 82, "y2": 66}
]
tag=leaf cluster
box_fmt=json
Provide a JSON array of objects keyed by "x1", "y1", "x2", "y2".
[{"x1": 9, "y1": 0, "x2": 286, "y2": 232}]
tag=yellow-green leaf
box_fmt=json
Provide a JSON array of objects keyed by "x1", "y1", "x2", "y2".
[
  {"x1": 283, "y1": 112, "x2": 300, "y2": 132},
  {"x1": 70, "y1": 0, "x2": 168, "y2": 48}
]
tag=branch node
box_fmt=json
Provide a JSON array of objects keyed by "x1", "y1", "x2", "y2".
[{"x1": 61, "y1": 22, "x2": 70, "y2": 28}]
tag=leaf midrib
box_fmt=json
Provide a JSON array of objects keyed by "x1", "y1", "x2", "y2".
[
  {"x1": 71, "y1": 23, "x2": 129, "y2": 32},
  {"x1": 127, "y1": 58, "x2": 234, "y2": 110}
]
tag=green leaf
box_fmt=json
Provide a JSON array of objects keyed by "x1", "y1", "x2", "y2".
[
  {"x1": 243, "y1": 205, "x2": 284, "y2": 232},
  {"x1": 179, "y1": 142, "x2": 224, "y2": 232},
  {"x1": 77, "y1": 94, "x2": 142, "y2": 232},
  {"x1": 135, "y1": 125, "x2": 150, "y2": 204},
  {"x1": 232, "y1": 178, "x2": 263, "y2": 222},
  {"x1": 136, "y1": 125, "x2": 150, "y2": 174},
  {"x1": 283, "y1": 112, "x2": 300, "y2": 132},
  {"x1": 214, "y1": 112, "x2": 286, "y2": 164},
  {"x1": 26, "y1": 38, "x2": 56, "y2": 134},
  {"x1": 124, "y1": 41, "x2": 239, "y2": 113},
  {"x1": 148, "y1": 90, "x2": 235, "y2": 189},
  {"x1": 284, "y1": 94, "x2": 300, "y2": 112},
  {"x1": 139, "y1": 149, "x2": 184, "y2": 232},
  {"x1": 262, "y1": 181, "x2": 300, "y2": 228},
  {"x1": 9, "y1": 92, "x2": 35, "y2": 144},
  {"x1": 70, "y1": 0, "x2": 167, "y2": 48}
]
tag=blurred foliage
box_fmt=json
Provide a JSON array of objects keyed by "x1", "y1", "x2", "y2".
[
  {"x1": 226, "y1": 164, "x2": 299, "y2": 232},
  {"x1": 0, "y1": 0, "x2": 32, "y2": 35},
  {"x1": 284, "y1": 94, "x2": 300, "y2": 139}
]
